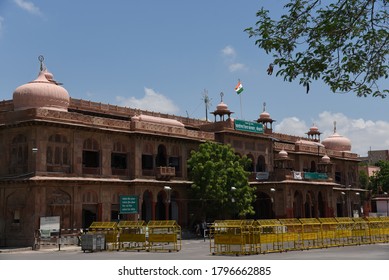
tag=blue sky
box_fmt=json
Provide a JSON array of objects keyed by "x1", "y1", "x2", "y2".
[{"x1": 1, "y1": 0, "x2": 389, "y2": 156}]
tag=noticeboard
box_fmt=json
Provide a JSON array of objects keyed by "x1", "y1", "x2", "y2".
[
  {"x1": 120, "y1": 195, "x2": 139, "y2": 214},
  {"x1": 40, "y1": 216, "x2": 60, "y2": 238},
  {"x1": 234, "y1": 119, "x2": 263, "y2": 134}
]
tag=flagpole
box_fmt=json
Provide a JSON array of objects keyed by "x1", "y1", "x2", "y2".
[{"x1": 240, "y1": 93, "x2": 243, "y2": 119}]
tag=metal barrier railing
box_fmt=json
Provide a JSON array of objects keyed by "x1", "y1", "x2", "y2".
[
  {"x1": 210, "y1": 216, "x2": 389, "y2": 256},
  {"x1": 146, "y1": 220, "x2": 182, "y2": 252},
  {"x1": 117, "y1": 220, "x2": 147, "y2": 251}
]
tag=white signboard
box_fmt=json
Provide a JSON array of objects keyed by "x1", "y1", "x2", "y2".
[{"x1": 40, "y1": 216, "x2": 60, "y2": 238}]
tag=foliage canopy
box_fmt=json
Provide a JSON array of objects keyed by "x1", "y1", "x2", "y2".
[
  {"x1": 187, "y1": 141, "x2": 256, "y2": 219},
  {"x1": 245, "y1": 0, "x2": 389, "y2": 97}
]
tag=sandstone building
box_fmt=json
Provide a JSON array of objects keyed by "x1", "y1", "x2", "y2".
[{"x1": 0, "y1": 59, "x2": 362, "y2": 247}]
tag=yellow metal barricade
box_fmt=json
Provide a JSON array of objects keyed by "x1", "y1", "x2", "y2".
[
  {"x1": 352, "y1": 217, "x2": 370, "y2": 245},
  {"x1": 379, "y1": 216, "x2": 389, "y2": 242},
  {"x1": 117, "y1": 220, "x2": 147, "y2": 251},
  {"x1": 364, "y1": 217, "x2": 384, "y2": 243},
  {"x1": 335, "y1": 217, "x2": 354, "y2": 246},
  {"x1": 299, "y1": 218, "x2": 323, "y2": 249},
  {"x1": 210, "y1": 220, "x2": 253, "y2": 256},
  {"x1": 88, "y1": 222, "x2": 118, "y2": 250},
  {"x1": 279, "y1": 218, "x2": 303, "y2": 251},
  {"x1": 318, "y1": 218, "x2": 338, "y2": 247},
  {"x1": 257, "y1": 219, "x2": 283, "y2": 253},
  {"x1": 147, "y1": 220, "x2": 181, "y2": 252}
]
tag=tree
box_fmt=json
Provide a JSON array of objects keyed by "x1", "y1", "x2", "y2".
[
  {"x1": 245, "y1": 0, "x2": 389, "y2": 97},
  {"x1": 187, "y1": 141, "x2": 256, "y2": 220},
  {"x1": 369, "y1": 160, "x2": 389, "y2": 194}
]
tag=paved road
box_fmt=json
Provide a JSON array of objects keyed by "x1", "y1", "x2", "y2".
[{"x1": 1, "y1": 239, "x2": 389, "y2": 260}]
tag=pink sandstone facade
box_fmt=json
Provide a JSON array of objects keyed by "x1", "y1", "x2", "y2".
[{"x1": 0, "y1": 59, "x2": 363, "y2": 247}]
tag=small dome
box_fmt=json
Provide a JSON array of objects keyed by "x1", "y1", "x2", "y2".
[
  {"x1": 216, "y1": 101, "x2": 229, "y2": 112},
  {"x1": 278, "y1": 149, "x2": 288, "y2": 158},
  {"x1": 309, "y1": 125, "x2": 319, "y2": 133},
  {"x1": 321, "y1": 154, "x2": 331, "y2": 163},
  {"x1": 260, "y1": 111, "x2": 271, "y2": 120},
  {"x1": 13, "y1": 69, "x2": 70, "y2": 112}
]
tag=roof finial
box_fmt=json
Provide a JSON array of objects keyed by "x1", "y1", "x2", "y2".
[
  {"x1": 38, "y1": 55, "x2": 45, "y2": 71},
  {"x1": 220, "y1": 92, "x2": 224, "y2": 102},
  {"x1": 333, "y1": 121, "x2": 337, "y2": 133},
  {"x1": 263, "y1": 102, "x2": 266, "y2": 112}
]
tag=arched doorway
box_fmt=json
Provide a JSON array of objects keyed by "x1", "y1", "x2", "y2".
[
  {"x1": 305, "y1": 192, "x2": 315, "y2": 218},
  {"x1": 141, "y1": 191, "x2": 153, "y2": 222},
  {"x1": 249, "y1": 191, "x2": 273, "y2": 219},
  {"x1": 318, "y1": 192, "x2": 325, "y2": 218},
  {"x1": 293, "y1": 191, "x2": 303, "y2": 218},
  {"x1": 155, "y1": 191, "x2": 166, "y2": 220},
  {"x1": 82, "y1": 191, "x2": 98, "y2": 228}
]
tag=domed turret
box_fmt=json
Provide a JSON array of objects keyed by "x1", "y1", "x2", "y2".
[
  {"x1": 306, "y1": 123, "x2": 322, "y2": 142},
  {"x1": 256, "y1": 102, "x2": 275, "y2": 133},
  {"x1": 12, "y1": 56, "x2": 70, "y2": 112},
  {"x1": 211, "y1": 92, "x2": 233, "y2": 121}
]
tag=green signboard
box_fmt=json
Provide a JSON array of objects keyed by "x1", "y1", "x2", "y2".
[
  {"x1": 234, "y1": 119, "x2": 264, "y2": 134},
  {"x1": 120, "y1": 195, "x2": 139, "y2": 214},
  {"x1": 304, "y1": 172, "x2": 328, "y2": 180}
]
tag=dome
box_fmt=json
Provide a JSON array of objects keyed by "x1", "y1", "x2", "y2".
[
  {"x1": 13, "y1": 59, "x2": 70, "y2": 112},
  {"x1": 322, "y1": 132, "x2": 351, "y2": 151}
]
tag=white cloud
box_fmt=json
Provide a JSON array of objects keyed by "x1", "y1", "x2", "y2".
[
  {"x1": 275, "y1": 111, "x2": 389, "y2": 157},
  {"x1": 221, "y1": 45, "x2": 236, "y2": 58},
  {"x1": 13, "y1": 0, "x2": 42, "y2": 16},
  {"x1": 229, "y1": 63, "x2": 246, "y2": 72},
  {"x1": 116, "y1": 87, "x2": 180, "y2": 114},
  {"x1": 221, "y1": 45, "x2": 246, "y2": 72}
]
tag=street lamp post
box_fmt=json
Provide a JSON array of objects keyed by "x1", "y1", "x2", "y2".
[
  {"x1": 231, "y1": 187, "x2": 236, "y2": 219},
  {"x1": 164, "y1": 186, "x2": 171, "y2": 220},
  {"x1": 270, "y1": 187, "x2": 276, "y2": 218}
]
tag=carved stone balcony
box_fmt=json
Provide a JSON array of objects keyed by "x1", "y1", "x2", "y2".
[{"x1": 156, "y1": 166, "x2": 176, "y2": 180}]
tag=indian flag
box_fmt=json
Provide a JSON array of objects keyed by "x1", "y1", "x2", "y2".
[{"x1": 234, "y1": 81, "x2": 244, "y2": 94}]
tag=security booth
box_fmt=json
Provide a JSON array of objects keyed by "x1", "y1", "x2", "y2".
[
  {"x1": 257, "y1": 219, "x2": 283, "y2": 253},
  {"x1": 117, "y1": 220, "x2": 147, "y2": 251},
  {"x1": 318, "y1": 217, "x2": 339, "y2": 247},
  {"x1": 279, "y1": 218, "x2": 303, "y2": 251},
  {"x1": 87, "y1": 222, "x2": 118, "y2": 250},
  {"x1": 210, "y1": 220, "x2": 254, "y2": 256},
  {"x1": 334, "y1": 217, "x2": 354, "y2": 246},
  {"x1": 146, "y1": 220, "x2": 181, "y2": 252},
  {"x1": 299, "y1": 218, "x2": 323, "y2": 249}
]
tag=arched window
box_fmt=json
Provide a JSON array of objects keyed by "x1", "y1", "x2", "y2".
[
  {"x1": 82, "y1": 138, "x2": 100, "y2": 174},
  {"x1": 142, "y1": 143, "x2": 154, "y2": 174},
  {"x1": 111, "y1": 141, "x2": 127, "y2": 175},
  {"x1": 169, "y1": 145, "x2": 181, "y2": 175},
  {"x1": 246, "y1": 154, "x2": 255, "y2": 172},
  {"x1": 156, "y1": 144, "x2": 167, "y2": 167},
  {"x1": 10, "y1": 134, "x2": 28, "y2": 174},
  {"x1": 47, "y1": 134, "x2": 70, "y2": 172},
  {"x1": 256, "y1": 155, "x2": 266, "y2": 172}
]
